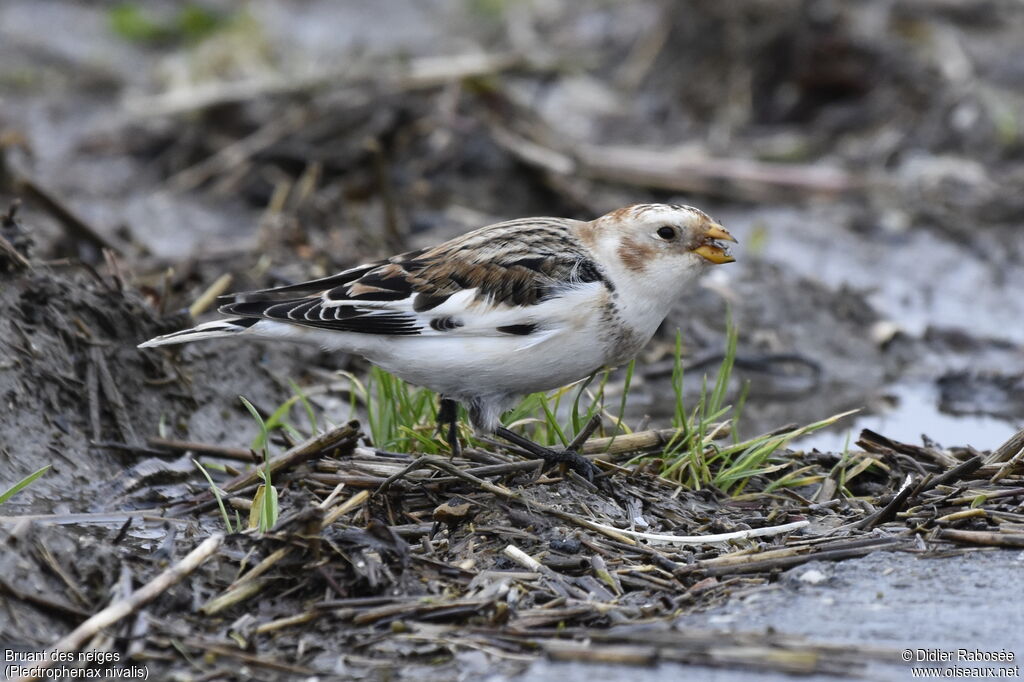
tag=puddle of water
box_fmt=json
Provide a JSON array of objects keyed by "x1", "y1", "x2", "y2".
[
  {"x1": 795, "y1": 383, "x2": 1020, "y2": 453},
  {"x1": 704, "y1": 205, "x2": 1024, "y2": 451},
  {"x1": 717, "y1": 206, "x2": 1024, "y2": 344}
]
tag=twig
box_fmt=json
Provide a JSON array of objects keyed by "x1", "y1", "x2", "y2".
[
  {"x1": 220, "y1": 421, "x2": 359, "y2": 494},
  {"x1": 590, "y1": 555, "x2": 623, "y2": 596},
  {"x1": 917, "y1": 455, "x2": 983, "y2": 493},
  {"x1": 488, "y1": 124, "x2": 575, "y2": 176},
  {"x1": 377, "y1": 456, "x2": 637, "y2": 545},
  {"x1": 352, "y1": 597, "x2": 495, "y2": 626},
  {"x1": 202, "y1": 489, "x2": 371, "y2": 615},
  {"x1": 320, "y1": 489, "x2": 371, "y2": 528},
  {"x1": 14, "y1": 177, "x2": 119, "y2": 254},
  {"x1": 16, "y1": 534, "x2": 224, "y2": 682},
  {"x1": 254, "y1": 612, "x2": 318, "y2": 635},
  {"x1": 934, "y1": 529, "x2": 1024, "y2": 548},
  {"x1": 123, "y1": 52, "x2": 534, "y2": 119},
  {"x1": 409, "y1": 460, "x2": 543, "y2": 486},
  {"x1": 567, "y1": 414, "x2": 603, "y2": 451},
  {"x1": 489, "y1": 115, "x2": 858, "y2": 202},
  {"x1": 103, "y1": 248, "x2": 125, "y2": 292},
  {"x1": 169, "y1": 109, "x2": 309, "y2": 193},
  {"x1": 934, "y1": 508, "x2": 987, "y2": 524},
  {"x1": 987, "y1": 428, "x2": 1024, "y2": 465},
  {"x1": 545, "y1": 642, "x2": 659, "y2": 665},
  {"x1": 34, "y1": 541, "x2": 89, "y2": 608},
  {"x1": 578, "y1": 144, "x2": 858, "y2": 201},
  {"x1": 855, "y1": 474, "x2": 915, "y2": 530},
  {"x1": 989, "y1": 430, "x2": 1024, "y2": 480},
  {"x1": 199, "y1": 577, "x2": 273, "y2": 616},
  {"x1": 944, "y1": 487, "x2": 1024, "y2": 506},
  {"x1": 148, "y1": 437, "x2": 256, "y2": 463},
  {"x1": 857, "y1": 429, "x2": 959, "y2": 468},
  {"x1": 0, "y1": 232, "x2": 30, "y2": 269},
  {"x1": 180, "y1": 637, "x2": 317, "y2": 675},
  {"x1": 85, "y1": 361, "x2": 100, "y2": 442},
  {"x1": 580, "y1": 423, "x2": 730, "y2": 456},
  {"x1": 696, "y1": 538, "x2": 908, "y2": 577},
  {"x1": 0, "y1": 578, "x2": 92, "y2": 621},
  {"x1": 188, "y1": 274, "x2": 234, "y2": 318},
  {"x1": 90, "y1": 347, "x2": 138, "y2": 445},
  {"x1": 587, "y1": 519, "x2": 809, "y2": 546},
  {"x1": 502, "y1": 545, "x2": 585, "y2": 599}
]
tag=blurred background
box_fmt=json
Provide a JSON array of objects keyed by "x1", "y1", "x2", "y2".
[{"x1": 1, "y1": 0, "x2": 1022, "y2": 450}]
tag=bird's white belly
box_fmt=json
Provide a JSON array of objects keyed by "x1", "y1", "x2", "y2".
[{"x1": 367, "y1": 331, "x2": 607, "y2": 398}]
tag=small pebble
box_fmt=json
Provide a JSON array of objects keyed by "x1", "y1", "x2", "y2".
[{"x1": 798, "y1": 569, "x2": 829, "y2": 585}]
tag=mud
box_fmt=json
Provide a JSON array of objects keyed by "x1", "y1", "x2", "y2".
[{"x1": 0, "y1": 258, "x2": 316, "y2": 512}]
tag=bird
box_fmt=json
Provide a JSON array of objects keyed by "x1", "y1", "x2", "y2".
[{"x1": 139, "y1": 203, "x2": 736, "y2": 479}]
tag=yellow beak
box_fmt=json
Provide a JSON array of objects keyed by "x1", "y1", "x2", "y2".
[
  {"x1": 705, "y1": 223, "x2": 737, "y2": 243},
  {"x1": 693, "y1": 222, "x2": 737, "y2": 264}
]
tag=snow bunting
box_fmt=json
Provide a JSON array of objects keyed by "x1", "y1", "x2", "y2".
[{"x1": 140, "y1": 203, "x2": 735, "y2": 478}]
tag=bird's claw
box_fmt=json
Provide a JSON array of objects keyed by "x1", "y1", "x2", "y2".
[{"x1": 539, "y1": 447, "x2": 599, "y2": 482}]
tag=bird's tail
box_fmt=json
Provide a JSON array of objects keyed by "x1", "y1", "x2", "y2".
[{"x1": 138, "y1": 317, "x2": 258, "y2": 349}]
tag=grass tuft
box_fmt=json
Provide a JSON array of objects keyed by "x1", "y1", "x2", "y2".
[{"x1": 648, "y1": 318, "x2": 852, "y2": 492}]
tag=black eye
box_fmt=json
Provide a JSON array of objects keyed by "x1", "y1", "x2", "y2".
[{"x1": 656, "y1": 226, "x2": 677, "y2": 240}]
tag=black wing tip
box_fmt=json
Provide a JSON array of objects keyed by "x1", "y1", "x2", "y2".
[
  {"x1": 413, "y1": 292, "x2": 451, "y2": 312},
  {"x1": 496, "y1": 323, "x2": 537, "y2": 336},
  {"x1": 215, "y1": 263, "x2": 383, "y2": 303}
]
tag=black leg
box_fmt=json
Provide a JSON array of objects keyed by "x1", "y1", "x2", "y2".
[
  {"x1": 494, "y1": 425, "x2": 600, "y2": 482},
  {"x1": 438, "y1": 397, "x2": 462, "y2": 458}
]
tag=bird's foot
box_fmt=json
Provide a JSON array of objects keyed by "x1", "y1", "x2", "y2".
[
  {"x1": 494, "y1": 426, "x2": 600, "y2": 482},
  {"x1": 540, "y1": 447, "x2": 600, "y2": 483}
]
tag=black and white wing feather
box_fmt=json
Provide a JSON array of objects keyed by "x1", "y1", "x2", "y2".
[{"x1": 217, "y1": 218, "x2": 615, "y2": 338}]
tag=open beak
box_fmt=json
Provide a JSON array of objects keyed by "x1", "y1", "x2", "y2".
[{"x1": 693, "y1": 222, "x2": 737, "y2": 264}]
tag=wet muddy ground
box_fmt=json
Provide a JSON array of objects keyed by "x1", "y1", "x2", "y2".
[{"x1": 1, "y1": 1, "x2": 1023, "y2": 680}]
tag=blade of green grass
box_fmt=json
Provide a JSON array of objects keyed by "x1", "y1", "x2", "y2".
[
  {"x1": 240, "y1": 395, "x2": 277, "y2": 531},
  {"x1": 570, "y1": 372, "x2": 598, "y2": 435},
  {"x1": 0, "y1": 464, "x2": 50, "y2": 505},
  {"x1": 193, "y1": 459, "x2": 234, "y2": 533},
  {"x1": 289, "y1": 379, "x2": 319, "y2": 435}
]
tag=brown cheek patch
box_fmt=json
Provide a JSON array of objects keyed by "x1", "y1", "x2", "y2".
[{"x1": 617, "y1": 235, "x2": 654, "y2": 273}]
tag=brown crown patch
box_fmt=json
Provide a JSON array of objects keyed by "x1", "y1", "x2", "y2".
[{"x1": 605, "y1": 203, "x2": 642, "y2": 222}]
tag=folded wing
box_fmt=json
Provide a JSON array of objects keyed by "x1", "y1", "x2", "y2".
[{"x1": 218, "y1": 218, "x2": 614, "y2": 338}]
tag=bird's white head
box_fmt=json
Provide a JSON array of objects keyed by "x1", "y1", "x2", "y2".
[
  {"x1": 567, "y1": 203, "x2": 737, "y2": 358},
  {"x1": 579, "y1": 203, "x2": 736, "y2": 284}
]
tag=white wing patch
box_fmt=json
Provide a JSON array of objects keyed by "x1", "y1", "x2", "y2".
[{"x1": 319, "y1": 281, "x2": 606, "y2": 344}]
